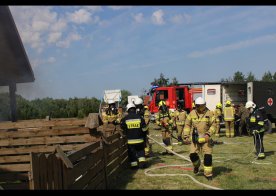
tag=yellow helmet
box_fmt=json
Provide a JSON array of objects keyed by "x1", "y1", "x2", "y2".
[
  {"x1": 216, "y1": 102, "x2": 222, "y2": 109},
  {"x1": 144, "y1": 105, "x2": 149, "y2": 109},
  {"x1": 226, "y1": 100, "x2": 231, "y2": 105},
  {"x1": 158, "y1": 100, "x2": 166, "y2": 107}
]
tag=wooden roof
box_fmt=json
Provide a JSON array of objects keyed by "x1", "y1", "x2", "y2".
[{"x1": 0, "y1": 6, "x2": 34, "y2": 86}]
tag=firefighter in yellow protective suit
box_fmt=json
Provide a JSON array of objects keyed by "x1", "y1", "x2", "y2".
[
  {"x1": 224, "y1": 100, "x2": 235, "y2": 137},
  {"x1": 156, "y1": 100, "x2": 174, "y2": 154},
  {"x1": 213, "y1": 102, "x2": 223, "y2": 137},
  {"x1": 102, "y1": 100, "x2": 122, "y2": 130},
  {"x1": 143, "y1": 105, "x2": 152, "y2": 156},
  {"x1": 174, "y1": 100, "x2": 187, "y2": 145},
  {"x1": 183, "y1": 97, "x2": 216, "y2": 180}
]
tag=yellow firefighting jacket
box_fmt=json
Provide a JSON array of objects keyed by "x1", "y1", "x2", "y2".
[
  {"x1": 144, "y1": 109, "x2": 151, "y2": 125},
  {"x1": 156, "y1": 110, "x2": 174, "y2": 129},
  {"x1": 183, "y1": 109, "x2": 216, "y2": 137},
  {"x1": 174, "y1": 110, "x2": 187, "y2": 126},
  {"x1": 102, "y1": 109, "x2": 122, "y2": 124},
  {"x1": 224, "y1": 106, "x2": 235, "y2": 121}
]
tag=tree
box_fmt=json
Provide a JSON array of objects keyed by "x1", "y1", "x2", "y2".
[
  {"x1": 246, "y1": 72, "x2": 257, "y2": 82},
  {"x1": 233, "y1": 71, "x2": 245, "y2": 82},
  {"x1": 273, "y1": 72, "x2": 276, "y2": 82},
  {"x1": 121, "y1": 90, "x2": 131, "y2": 108},
  {"x1": 262, "y1": 71, "x2": 273, "y2": 81},
  {"x1": 169, "y1": 77, "x2": 178, "y2": 86},
  {"x1": 152, "y1": 73, "x2": 170, "y2": 87}
]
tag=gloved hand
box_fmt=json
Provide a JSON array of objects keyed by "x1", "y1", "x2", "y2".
[
  {"x1": 183, "y1": 136, "x2": 190, "y2": 145},
  {"x1": 204, "y1": 134, "x2": 210, "y2": 143},
  {"x1": 252, "y1": 130, "x2": 259, "y2": 134}
]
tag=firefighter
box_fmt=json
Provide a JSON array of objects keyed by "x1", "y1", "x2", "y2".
[
  {"x1": 237, "y1": 103, "x2": 250, "y2": 136},
  {"x1": 183, "y1": 97, "x2": 216, "y2": 181},
  {"x1": 134, "y1": 97, "x2": 151, "y2": 157},
  {"x1": 134, "y1": 97, "x2": 144, "y2": 117},
  {"x1": 143, "y1": 105, "x2": 152, "y2": 156},
  {"x1": 245, "y1": 101, "x2": 266, "y2": 159},
  {"x1": 214, "y1": 102, "x2": 223, "y2": 137},
  {"x1": 102, "y1": 100, "x2": 122, "y2": 126},
  {"x1": 174, "y1": 100, "x2": 187, "y2": 145},
  {"x1": 156, "y1": 100, "x2": 174, "y2": 154},
  {"x1": 224, "y1": 100, "x2": 235, "y2": 137},
  {"x1": 120, "y1": 103, "x2": 148, "y2": 169}
]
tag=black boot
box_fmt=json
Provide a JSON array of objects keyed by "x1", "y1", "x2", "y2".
[{"x1": 193, "y1": 167, "x2": 199, "y2": 174}]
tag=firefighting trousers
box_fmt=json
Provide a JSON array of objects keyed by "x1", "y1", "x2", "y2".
[
  {"x1": 127, "y1": 142, "x2": 146, "y2": 167},
  {"x1": 176, "y1": 125, "x2": 184, "y2": 139},
  {"x1": 143, "y1": 130, "x2": 151, "y2": 156},
  {"x1": 161, "y1": 129, "x2": 173, "y2": 151},
  {"x1": 225, "y1": 121, "x2": 234, "y2": 137},
  {"x1": 189, "y1": 141, "x2": 213, "y2": 177},
  {"x1": 253, "y1": 131, "x2": 264, "y2": 155}
]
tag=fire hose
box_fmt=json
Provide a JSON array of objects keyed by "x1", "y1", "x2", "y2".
[{"x1": 145, "y1": 135, "x2": 223, "y2": 190}]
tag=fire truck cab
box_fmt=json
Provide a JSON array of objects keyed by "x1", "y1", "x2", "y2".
[{"x1": 148, "y1": 85, "x2": 193, "y2": 114}]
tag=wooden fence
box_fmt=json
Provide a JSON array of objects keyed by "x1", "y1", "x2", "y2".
[
  {"x1": 0, "y1": 117, "x2": 112, "y2": 189},
  {"x1": 29, "y1": 133, "x2": 128, "y2": 189}
]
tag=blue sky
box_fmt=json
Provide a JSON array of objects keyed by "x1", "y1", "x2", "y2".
[{"x1": 3, "y1": 6, "x2": 276, "y2": 100}]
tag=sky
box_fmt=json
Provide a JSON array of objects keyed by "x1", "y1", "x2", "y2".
[{"x1": 2, "y1": 6, "x2": 276, "y2": 100}]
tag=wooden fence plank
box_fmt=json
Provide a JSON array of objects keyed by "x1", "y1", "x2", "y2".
[
  {"x1": 0, "y1": 119, "x2": 86, "y2": 130},
  {"x1": 85, "y1": 170, "x2": 105, "y2": 190},
  {"x1": 0, "y1": 143, "x2": 90, "y2": 155},
  {"x1": 68, "y1": 141, "x2": 101, "y2": 163},
  {"x1": 47, "y1": 153, "x2": 55, "y2": 189},
  {"x1": 29, "y1": 153, "x2": 39, "y2": 189},
  {"x1": 0, "y1": 182, "x2": 29, "y2": 190},
  {"x1": 0, "y1": 127, "x2": 90, "y2": 139},
  {"x1": 38, "y1": 154, "x2": 47, "y2": 189},
  {"x1": 53, "y1": 156, "x2": 63, "y2": 189},
  {"x1": 0, "y1": 172, "x2": 28, "y2": 182},
  {"x1": 66, "y1": 149, "x2": 103, "y2": 186},
  {"x1": 0, "y1": 163, "x2": 30, "y2": 172},
  {"x1": 0, "y1": 155, "x2": 30, "y2": 163},
  {"x1": 106, "y1": 157, "x2": 120, "y2": 175},
  {"x1": 0, "y1": 134, "x2": 96, "y2": 147},
  {"x1": 69, "y1": 160, "x2": 104, "y2": 190}
]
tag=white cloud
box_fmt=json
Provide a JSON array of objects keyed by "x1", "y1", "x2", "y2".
[
  {"x1": 48, "y1": 32, "x2": 62, "y2": 43},
  {"x1": 170, "y1": 13, "x2": 191, "y2": 24},
  {"x1": 84, "y1": 6, "x2": 103, "y2": 12},
  {"x1": 56, "y1": 33, "x2": 81, "y2": 48},
  {"x1": 108, "y1": 6, "x2": 132, "y2": 10},
  {"x1": 48, "y1": 57, "x2": 56, "y2": 63},
  {"x1": 188, "y1": 33, "x2": 276, "y2": 58},
  {"x1": 151, "y1": 9, "x2": 165, "y2": 25},
  {"x1": 67, "y1": 9, "x2": 92, "y2": 24},
  {"x1": 133, "y1": 13, "x2": 144, "y2": 23},
  {"x1": 50, "y1": 18, "x2": 67, "y2": 32}
]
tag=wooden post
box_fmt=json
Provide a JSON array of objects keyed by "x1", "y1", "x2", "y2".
[{"x1": 9, "y1": 83, "x2": 17, "y2": 122}]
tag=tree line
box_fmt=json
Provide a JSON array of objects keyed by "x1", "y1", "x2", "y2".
[
  {"x1": 150, "y1": 71, "x2": 276, "y2": 88},
  {"x1": 221, "y1": 71, "x2": 276, "y2": 82},
  {"x1": 0, "y1": 89, "x2": 132, "y2": 121}
]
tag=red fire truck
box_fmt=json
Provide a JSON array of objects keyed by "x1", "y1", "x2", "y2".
[{"x1": 145, "y1": 85, "x2": 202, "y2": 114}]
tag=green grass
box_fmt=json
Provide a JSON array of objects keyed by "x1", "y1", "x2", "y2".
[{"x1": 110, "y1": 124, "x2": 276, "y2": 190}]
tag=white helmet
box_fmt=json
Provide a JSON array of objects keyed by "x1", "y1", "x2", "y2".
[
  {"x1": 245, "y1": 101, "x2": 256, "y2": 109},
  {"x1": 108, "y1": 100, "x2": 115, "y2": 104},
  {"x1": 195, "y1": 97, "x2": 206, "y2": 105},
  {"x1": 126, "y1": 103, "x2": 136, "y2": 111},
  {"x1": 134, "y1": 97, "x2": 143, "y2": 105}
]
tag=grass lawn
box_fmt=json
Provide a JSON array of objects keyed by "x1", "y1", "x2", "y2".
[{"x1": 110, "y1": 124, "x2": 276, "y2": 190}]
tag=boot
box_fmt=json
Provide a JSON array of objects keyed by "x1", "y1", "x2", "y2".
[{"x1": 193, "y1": 167, "x2": 199, "y2": 175}]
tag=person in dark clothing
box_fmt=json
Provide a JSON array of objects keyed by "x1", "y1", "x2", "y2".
[
  {"x1": 245, "y1": 101, "x2": 266, "y2": 159},
  {"x1": 120, "y1": 103, "x2": 148, "y2": 169}
]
